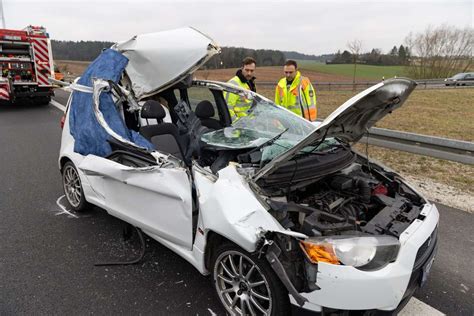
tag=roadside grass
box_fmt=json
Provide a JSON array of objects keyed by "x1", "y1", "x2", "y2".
[
  {"x1": 258, "y1": 88, "x2": 474, "y2": 141},
  {"x1": 353, "y1": 144, "x2": 474, "y2": 194},
  {"x1": 257, "y1": 86, "x2": 474, "y2": 192},
  {"x1": 296, "y1": 60, "x2": 407, "y2": 80}
]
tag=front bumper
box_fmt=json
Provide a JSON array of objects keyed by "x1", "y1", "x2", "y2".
[
  {"x1": 12, "y1": 85, "x2": 53, "y2": 98},
  {"x1": 293, "y1": 202, "x2": 439, "y2": 313}
]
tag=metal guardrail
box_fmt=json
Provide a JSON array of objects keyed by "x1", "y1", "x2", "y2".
[
  {"x1": 361, "y1": 127, "x2": 474, "y2": 165},
  {"x1": 257, "y1": 79, "x2": 474, "y2": 91}
]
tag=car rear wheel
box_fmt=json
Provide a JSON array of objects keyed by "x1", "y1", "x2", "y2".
[
  {"x1": 211, "y1": 243, "x2": 290, "y2": 316},
  {"x1": 62, "y1": 161, "x2": 89, "y2": 212}
]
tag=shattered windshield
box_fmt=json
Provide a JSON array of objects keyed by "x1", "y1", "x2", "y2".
[
  {"x1": 201, "y1": 96, "x2": 314, "y2": 147},
  {"x1": 200, "y1": 88, "x2": 341, "y2": 162}
]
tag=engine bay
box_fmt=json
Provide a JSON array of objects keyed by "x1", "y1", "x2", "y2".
[{"x1": 262, "y1": 160, "x2": 425, "y2": 238}]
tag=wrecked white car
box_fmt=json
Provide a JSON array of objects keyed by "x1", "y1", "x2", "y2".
[{"x1": 59, "y1": 27, "x2": 439, "y2": 315}]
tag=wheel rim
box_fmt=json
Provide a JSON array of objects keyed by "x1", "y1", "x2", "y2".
[
  {"x1": 214, "y1": 250, "x2": 272, "y2": 316},
  {"x1": 63, "y1": 165, "x2": 82, "y2": 208}
]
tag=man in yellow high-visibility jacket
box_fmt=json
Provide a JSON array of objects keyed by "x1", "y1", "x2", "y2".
[
  {"x1": 275, "y1": 60, "x2": 317, "y2": 121},
  {"x1": 224, "y1": 57, "x2": 257, "y2": 121}
]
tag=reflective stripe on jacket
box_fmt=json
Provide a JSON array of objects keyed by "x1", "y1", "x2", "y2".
[
  {"x1": 274, "y1": 71, "x2": 317, "y2": 121},
  {"x1": 224, "y1": 76, "x2": 252, "y2": 121}
]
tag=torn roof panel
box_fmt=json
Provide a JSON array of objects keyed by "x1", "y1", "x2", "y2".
[{"x1": 114, "y1": 27, "x2": 220, "y2": 100}]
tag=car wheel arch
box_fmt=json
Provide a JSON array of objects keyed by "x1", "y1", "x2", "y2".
[
  {"x1": 204, "y1": 230, "x2": 260, "y2": 271},
  {"x1": 59, "y1": 156, "x2": 72, "y2": 173},
  {"x1": 204, "y1": 230, "x2": 235, "y2": 271}
]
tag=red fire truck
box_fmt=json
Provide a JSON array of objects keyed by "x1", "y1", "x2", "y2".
[{"x1": 0, "y1": 25, "x2": 55, "y2": 105}]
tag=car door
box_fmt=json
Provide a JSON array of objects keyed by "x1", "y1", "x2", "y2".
[
  {"x1": 465, "y1": 73, "x2": 474, "y2": 85},
  {"x1": 78, "y1": 154, "x2": 194, "y2": 250}
]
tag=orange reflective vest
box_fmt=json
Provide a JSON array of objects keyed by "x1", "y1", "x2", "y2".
[{"x1": 275, "y1": 71, "x2": 317, "y2": 121}]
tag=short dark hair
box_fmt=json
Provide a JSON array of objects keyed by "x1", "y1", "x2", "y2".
[
  {"x1": 284, "y1": 59, "x2": 298, "y2": 68},
  {"x1": 242, "y1": 57, "x2": 256, "y2": 66}
]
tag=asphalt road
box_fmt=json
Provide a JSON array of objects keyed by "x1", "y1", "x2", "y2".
[{"x1": 0, "y1": 94, "x2": 473, "y2": 315}]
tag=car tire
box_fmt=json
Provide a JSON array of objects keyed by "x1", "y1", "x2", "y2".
[
  {"x1": 36, "y1": 96, "x2": 51, "y2": 106},
  {"x1": 62, "y1": 161, "x2": 90, "y2": 212},
  {"x1": 211, "y1": 242, "x2": 291, "y2": 316}
]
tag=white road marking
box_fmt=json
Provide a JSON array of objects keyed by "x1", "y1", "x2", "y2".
[
  {"x1": 55, "y1": 195, "x2": 79, "y2": 218},
  {"x1": 399, "y1": 297, "x2": 445, "y2": 315},
  {"x1": 50, "y1": 99, "x2": 66, "y2": 112}
]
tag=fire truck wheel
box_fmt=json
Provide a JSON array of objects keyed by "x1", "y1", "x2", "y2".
[{"x1": 36, "y1": 97, "x2": 51, "y2": 106}]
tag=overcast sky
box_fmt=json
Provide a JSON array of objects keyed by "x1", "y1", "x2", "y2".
[{"x1": 4, "y1": 0, "x2": 473, "y2": 55}]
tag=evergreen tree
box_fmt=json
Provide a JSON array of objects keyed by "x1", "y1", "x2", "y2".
[
  {"x1": 390, "y1": 46, "x2": 398, "y2": 56},
  {"x1": 398, "y1": 45, "x2": 407, "y2": 63}
]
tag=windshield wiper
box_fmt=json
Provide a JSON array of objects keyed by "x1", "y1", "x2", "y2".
[
  {"x1": 294, "y1": 128, "x2": 330, "y2": 157},
  {"x1": 248, "y1": 128, "x2": 289, "y2": 155},
  {"x1": 237, "y1": 128, "x2": 288, "y2": 165}
]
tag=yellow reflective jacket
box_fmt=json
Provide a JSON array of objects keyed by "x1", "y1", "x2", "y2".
[
  {"x1": 224, "y1": 75, "x2": 252, "y2": 121},
  {"x1": 275, "y1": 71, "x2": 317, "y2": 121}
]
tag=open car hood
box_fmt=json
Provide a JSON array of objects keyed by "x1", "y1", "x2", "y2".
[
  {"x1": 114, "y1": 27, "x2": 220, "y2": 100},
  {"x1": 254, "y1": 78, "x2": 417, "y2": 181}
]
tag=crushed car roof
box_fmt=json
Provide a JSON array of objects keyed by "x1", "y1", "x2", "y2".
[{"x1": 114, "y1": 27, "x2": 220, "y2": 100}]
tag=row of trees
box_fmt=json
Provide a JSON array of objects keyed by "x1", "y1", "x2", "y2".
[
  {"x1": 282, "y1": 51, "x2": 334, "y2": 62},
  {"x1": 339, "y1": 25, "x2": 473, "y2": 79},
  {"x1": 51, "y1": 40, "x2": 286, "y2": 69},
  {"x1": 405, "y1": 25, "x2": 473, "y2": 79},
  {"x1": 204, "y1": 47, "x2": 285, "y2": 69},
  {"x1": 51, "y1": 40, "x2": 114, "y2": 61},
  {"x1": 329, "y1": 44, "x2": 409, "y2": 66}
]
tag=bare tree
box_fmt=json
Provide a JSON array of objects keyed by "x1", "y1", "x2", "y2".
[
  {"x1": 405, "y1": 25, "x2": 473, "y2": 79},
  {"x1": 347, "y1": 40, "x2": 363, "y2": 90}
]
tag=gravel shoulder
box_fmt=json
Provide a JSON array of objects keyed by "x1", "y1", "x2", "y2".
[{"x1": 403, "y1": 174, "x2": 473, "y2": 213}]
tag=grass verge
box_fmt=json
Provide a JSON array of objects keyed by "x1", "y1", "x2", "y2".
[
  {"x1": 258, "y1": 88, "x2": 474, "y2": 141},
  {"x1": 354, "y1": 144, "x2": 474, "y2": 194},
  {"x1": 297, "y1": 60, "x2": 407, "y2": 80}
]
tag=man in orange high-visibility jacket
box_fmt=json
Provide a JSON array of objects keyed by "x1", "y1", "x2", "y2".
[{"x1": 275, "y1": 60, "x2": 317, "y2": 121}]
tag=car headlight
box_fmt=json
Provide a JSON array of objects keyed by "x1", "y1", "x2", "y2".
[{"x1": 300, "y1": 235, "x2": 400, "y2": 270}]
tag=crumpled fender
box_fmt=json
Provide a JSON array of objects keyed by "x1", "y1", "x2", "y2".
[
  {"x1": 193, "y1": 164, "x2": 312, "y2": 306},
  {"x1": 193, "y1": 163, "x2": 307, "y2": 250}
]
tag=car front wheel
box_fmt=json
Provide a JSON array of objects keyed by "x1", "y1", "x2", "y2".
[
  {"x1": 62, "y1": 161, "x2": 89, "y2": 212},
  {"x1": 211, "y1": 243, "x2": 290, "y2": 315}
]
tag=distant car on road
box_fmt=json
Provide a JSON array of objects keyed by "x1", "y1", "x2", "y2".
[{"x1": 444, "y1": 72, "x2": 474, "y2": 86}]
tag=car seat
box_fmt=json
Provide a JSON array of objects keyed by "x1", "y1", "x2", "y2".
[
  {"x1": 139, "y1": 100, "x2": 187, "y2": 161},
  {"x1": 195, "y1": 100, "x2": 222, "y2": 130}
]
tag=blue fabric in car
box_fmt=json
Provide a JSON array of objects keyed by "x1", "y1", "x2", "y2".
[{"x1": 69, "y1": 48, "x2": 154, "y2": 157}]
